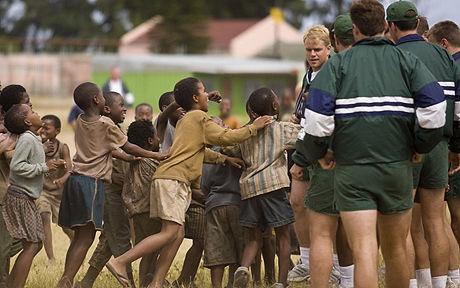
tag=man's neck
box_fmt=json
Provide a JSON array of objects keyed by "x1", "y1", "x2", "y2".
[
  {"x1": 449, "y1": 47, "x2": 460, "y2": 56},
  {"x1": 354, "y1": 32, "x2": 384, "y2": 42}
]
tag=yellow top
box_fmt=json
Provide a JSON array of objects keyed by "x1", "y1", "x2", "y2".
[{"x1": 154, "y1": 110, "x2": 257, "y2": 185}]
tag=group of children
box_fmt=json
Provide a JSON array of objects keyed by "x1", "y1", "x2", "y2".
[{"x1": 1, "y1": 1, "x2": 460, "y2": 288}]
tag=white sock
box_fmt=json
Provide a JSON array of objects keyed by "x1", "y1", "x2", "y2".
[
  {"x1": 432, "y1": 275, "x2": 447, "y2": 288},
  {"x1": 332, "y1": 253, "x2": 340, "y2": 270},
  {"x1": 339, "y1": 265, "x2": 354, "y2": 288},
  {"x1": 448, "y1": 269, "x2": 460, "y2": 284},
  {"x1": 409, "y1": 278, "x2": 417, "y2": 288},
  {"x1": 416, "y1": 268, "x2": 432, "y2": 287},
  {"x1": 299, "y1": 247, "x2": 310, "y2": 267}
]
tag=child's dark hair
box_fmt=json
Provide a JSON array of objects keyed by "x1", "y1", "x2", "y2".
[
  {"x1": 73, "y1": 82, "x2": 100, "y2": 110},
  {"x1": 158, "y1": 91, "x2": 174, "y2": 111},
  {"x1": 42, "y1": 114, "x2": 61, "y2": 129},
  {"x1": 0, "y1": 84, "x2": 27, "y2": 113},
  {"x1": 103, "y1": 91, "x2": 122, "y2": 107},
  {"x1": 136, "y1": 103, "x2": 153, "y2": 113},
  {"x1": 4, "y1": 104, "x2": 29, "y2": 134},
  {"x1": 127, "y1": 120, "x2": 156, "y2": 150},
  {"x1": 247, "y1": 87, "x2": 277, "y2": 117},
  {"x1": 174, "y1": 77, "x2": 201, "y2": 111}
]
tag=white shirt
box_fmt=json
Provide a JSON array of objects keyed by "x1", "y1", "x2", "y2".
[{"x1": 109, "y1": 79, "x2": 123, "y2": 95}]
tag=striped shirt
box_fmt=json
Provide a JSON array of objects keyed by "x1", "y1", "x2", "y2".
[{"x1": 235, "y1": 121, "x2": 300, "y2": 200}]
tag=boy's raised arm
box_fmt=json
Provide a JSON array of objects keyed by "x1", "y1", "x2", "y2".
[
  {"x1": 156, "y1": 101, "x2": 181, "y2": 143},
  {"x1": 121, "y1": 141, "x2": 169, "y2": 161}
]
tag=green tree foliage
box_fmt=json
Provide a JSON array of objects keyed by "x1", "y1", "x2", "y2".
[{"x1": 0, "y1": 0, "x2": 351, "y2": 53}]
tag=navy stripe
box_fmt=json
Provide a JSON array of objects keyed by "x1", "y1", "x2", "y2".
[
  {"x1": 396, "y1": 34, "x2": 425, "y2": 45},
  {"x1": 457, "y1": 80, "x2": 460, "y2": 98},
  {"x1": 414, "y1": 82, "x2": 445, "y2": 108},
  {"x1": 442, "y1": 86, "x2": 456, "y2": 91},
  {"x1": 335, "y1": 102, "x2": 414, "y2": 109},
  {"x1": 335, "y1": 111, "x2": 414, "y2": 119},
  {"x1": 453, "y1": 52, "x2": 460, "y2": 61},
  {"x1": 447, "y1": 95, "x2": 456, "y2": 101},
  {"x1": 306, "y1": 88, "x2": 336, "y2": 116}
]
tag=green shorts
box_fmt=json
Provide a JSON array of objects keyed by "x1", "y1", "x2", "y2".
[
  {"x1": 413, "y1": 140, "x2": 448, "y2": 190},
  {"x1": 305, "y1": 164, "x2": 337, "y2": 216},
  {"x1": 335, "y1": 161, "x2": 413, "y2": 214},
  {"x1": 447, "y1": 172, "x2": 460, "y2": 200}
]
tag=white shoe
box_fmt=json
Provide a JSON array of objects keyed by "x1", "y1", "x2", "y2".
[
  {"x1": 287, "y1": 262, "x2": 310, "y2": 282},
  {"x1": 447, "y1": 277, "x2": 460, "y2": 288},
  {"x1": 330, "y1": 265, "x2": 341, "y2": 286}
]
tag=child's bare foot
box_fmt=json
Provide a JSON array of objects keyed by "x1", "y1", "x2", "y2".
[{"x1": 106, "y1": 259, "x2": 130, "y2": 287}]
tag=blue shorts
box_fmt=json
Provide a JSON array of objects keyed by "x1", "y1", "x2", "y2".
[
  {"x1": 240, "y1": 189, "x2": 294, "y2": 231},
  {"x1": 58, "y1": 174, "x2": 105, "y2": 230}
]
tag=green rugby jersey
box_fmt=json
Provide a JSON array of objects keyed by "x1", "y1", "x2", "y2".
[
  {"x1": 296, "y1": 37, "x2": 445, "y2": 165},
  {"x1": 397, "y1": 34, "x2": 460, "y2": 152}
]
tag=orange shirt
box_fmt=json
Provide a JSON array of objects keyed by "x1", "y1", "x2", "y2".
[{"x1": 223, "y1": 116, "x2": 241, "y2": 129}]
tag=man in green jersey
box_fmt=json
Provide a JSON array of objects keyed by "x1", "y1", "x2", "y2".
[
  {"x1": 296, "y1": 0, "x2": 446, "y2": 287},
  {"x1": 427, "y1": 20, "x2": 460, "y2": 287},
  {"x1": 388, "y1": 2, "x2": 460, "y2": 287}
]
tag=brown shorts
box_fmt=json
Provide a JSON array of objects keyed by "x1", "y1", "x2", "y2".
[
  {"x1": 204, "y1": 205, "x2": 243, "y2": 267},
  {"x1": 150, "y1": 179, "x2": 191, "y2": 225},
  {"x1": 132, "y1": 213, "x2": 162, "y2": 245},
  {"x1": 185, "y1": 206, "x2": 205, "y2": 240},
  {"x1": 36, "y1": 190, "x2": 61, "y2": 223}
]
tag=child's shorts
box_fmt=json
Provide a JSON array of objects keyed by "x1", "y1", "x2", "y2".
[
  {"x1": 240, "y1": 189, "x2": 294, "y2": 230},
  {"x1": 204, "y1": 205, "x2": 243, "y2": 268},
  {"x1": 132, "y1": 213, "x2": 162, "y2": 245},
  {"x1": 36, "y1": 190, "x2": 62, "y2": 223},
  {"x1": 2, "y1": 186, "x2": 44, "y2": 243},
  {"x1": 150, "y1": 179, "x2": 191, "y2": 225},
  {"x1": 58, "y1": 174, "x2": 105, "y2": 230},
  {"x1": 185, "y1": 206, "x2": 205, "y2": 240}
]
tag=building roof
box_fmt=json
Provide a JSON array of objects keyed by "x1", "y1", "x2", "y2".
[
  {"x1": 206, "y1": 19, "x2": 259, "y2": 52},
  {"x1": 120, "y1": 16, "x2": 162, "y2": 46},
  {"x1": 92, "y1": 54, "x2": 303, "y2": 75}
]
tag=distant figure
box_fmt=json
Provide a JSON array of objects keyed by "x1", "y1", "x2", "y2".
[
  {"x1": 102, "y1": 67, "x2": 134, "y2": 107},
  {"x1": 219, "y1": 99, "x2": 240, "y2": 129},
  {"x1": 67, "y1": 105, "x2": 83, "y2": 132},
  {"x1": 280, "y1": 88, "x2": 295, "y2": 122}
]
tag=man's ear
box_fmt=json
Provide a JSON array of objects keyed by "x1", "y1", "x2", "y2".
[
  {"x1": 103, "y1": 105, "x2": 111, "y2": 115},
  {"x1": 441, "y1": 38, "x2": 449, "y2": 49},
  {"x1": 24, "y1": 118, "x2": 32, "y2": 127}
]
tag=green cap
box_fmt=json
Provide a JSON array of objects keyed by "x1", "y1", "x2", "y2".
[
  {"x1": 386, "y1": 1, "x2": 419, "y2": 22},
  {"x1": 333, "y1": 14, "x2": 353, "y2": 40}
]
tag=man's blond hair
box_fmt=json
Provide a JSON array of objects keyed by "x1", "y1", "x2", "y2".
[{"x1": 303, "y1": 25, "x2": 331, "y2": 46}]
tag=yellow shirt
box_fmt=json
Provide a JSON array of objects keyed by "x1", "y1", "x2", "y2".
[{"x1": 154, "y1": 110, "x2": 257, "y2": 185}]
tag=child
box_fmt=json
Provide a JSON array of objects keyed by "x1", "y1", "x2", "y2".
[
  {"x1": 154, "y1": 91, "x2": 184, "y2": 152},
  {"x1": 219, "y1": 98, "x2": 241, "y2": 129},
  {"x1": 202, "y1": 117, "x2": 244, "y2": 288},
  {"x1": 36, "y1": 115, "x2": 73, "y2": 262},
  {"x1": 233, "y1": 87, "x2": 299, "y2": 288},
  {"x1": 56, "y1": 82, "x2": 168, "y2": 288},
  {"x1": 76, "y1": 91, "x2": 137, "y2": 288},
  {"x1": 107, "y1": 77, "x2": 272, "y2": 288},
  {"x1": 123, "y1": 120, "x2": 162, "y2": 288},
  {"x1": 2, "y1": 104, "x2": 65, "y2": 288},
  {"x1": 135, "y1": 103, "x2": 153, "y2": 122},
  {"x1": 0, "y1": 84, "x2": 31, "y2": 286}
]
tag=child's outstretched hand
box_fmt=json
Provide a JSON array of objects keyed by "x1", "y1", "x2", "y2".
[
  {"x1": 46, "y1": 159, "x2": 66, "y2": 171},
  {"x1": 411, "y1": 152, "x2": 423, "y2": 164},
  {"x1": 253, "y1": 116, "x2": 274, "y2": 130},
  {"x1": 225, "y1": 156, "x2": 245, "y2": 169},
  {"x1": 152, "y1": 151, "x2": 170, "y2": 161},
  {"x1": 208, "y1": 91, "x2": 222, "y2": 103}
]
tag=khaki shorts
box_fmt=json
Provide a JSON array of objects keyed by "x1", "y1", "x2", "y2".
[
  {"x1": 35, "y1": 191, "x2": 61, "y2": 223},
  {"x1": 132, "y1": 213, "x2": 162, "y2": 245},
  {"x1": 204, "y1": 205, "x2": 243, "y2": 267},
  {"x1": 150, "y1": 179, "x2": 191, "y2": 225}
]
